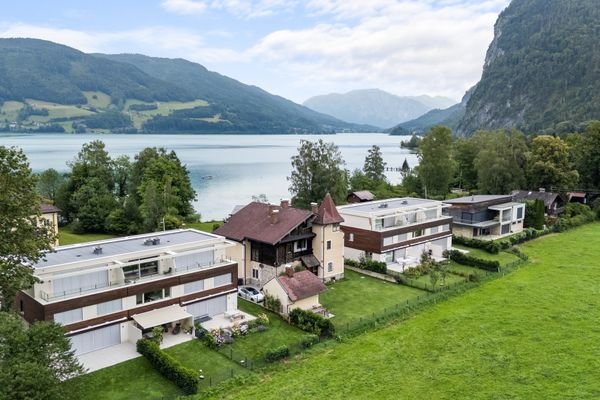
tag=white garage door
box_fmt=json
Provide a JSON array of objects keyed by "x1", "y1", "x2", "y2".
[
  {"x1": 69, "y1": 324, "x2": 121, "y2": 356},
  {"x1": 186, "y1": 295, "x2": 227, "y2": 319}
]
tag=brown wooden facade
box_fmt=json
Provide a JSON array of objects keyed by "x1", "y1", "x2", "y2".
[
  {"x1": 16, "y1": 262, "x2": 237, "y2": 333},
  {"x1": 341, "y1": 217, "x2": 453, "y2": 254}
]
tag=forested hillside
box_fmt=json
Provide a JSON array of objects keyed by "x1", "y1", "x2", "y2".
[
  {"x1": 0, "y1": 39, "x2": 374, "y2": 134},
  {"x1": 457, "y1": 0, "x2": 600, "y2": 135}
]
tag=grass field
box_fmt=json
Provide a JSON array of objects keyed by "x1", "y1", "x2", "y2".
[
  {"x1": 125, "y1": 99, "x2": 209, "y2": 128},
  {"x1": 203, "y1": 223, "x2": 600, "y2": 399},
  {"x1": 70, "y1": 356, "x2": 180, "y2": 400},
  {"x1": 0, "y1": 100, "x2": 25, "y2": 120},
  {"x1": 58, "y1": 226, "x2": 115, "y2": 245},
  {"x1": 83, "y1": 91, "x2": 112, "y2": 108},
  {"x1": 320, "y1": 269, "x2": 425, "y2": 328},
  {"x1": 453, "y1": 244, "x2": 520, "y2": 266},
  {"x1": 187, "y1": 221, "x2": 223, "y2": 233}
]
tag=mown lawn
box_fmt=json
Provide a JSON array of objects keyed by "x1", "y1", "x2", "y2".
[
  {"x1": 320, "y1": 269, "x2": 425, "y2": 328},
  {"x1": 453, "y1": 244, "x2": 520, "y2": 266},
  {"x1": 446, "y1": 261, "x2": 492, "y2": 276},
  {"x1": 204, "y1": 223, "x2": 600, "y2": 400},
  {"x1": 164, "y1": 340, "x2": 250, "y2": 386},
  {"x1": 69, "y1": 356, "x2": 181, "y2": 400},
  {"x1": 186, "y1": 220, "x2": 223, "y2": 233},
  {"x1": 58, "y1": 225, "x2": 116, "y2": 245},
  {"x1": 232, "y1": 300, "x2": 308, "y2": 360},
  {"x1": 409, "y1": 270, "x2": 466, "y2": 288}
]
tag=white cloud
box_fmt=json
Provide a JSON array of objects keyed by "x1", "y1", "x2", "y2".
[
  {"x1": 0, "y1": 0, "x2": 511, "y2": 103},
  {"x1": 247, "y1": 0, "x2": 511, "y2": 101},
  {"x1": 161, "y1": 0, "x2": 207, "y2": 15},
  {"x1": 161, "y1": 0, "x2": 297, "y2": 19}
]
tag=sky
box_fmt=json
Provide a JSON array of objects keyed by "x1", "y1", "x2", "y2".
[{"x1": 0, "y1": 0, "x2": 511, "y2": 104}]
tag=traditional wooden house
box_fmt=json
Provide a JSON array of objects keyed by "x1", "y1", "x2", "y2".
[
  {"x1": 511, "y1": 189, "x2": 565, "y2": 216},
  {"x1": 347, "y1": 190, "x2": 375, "y2": 204},
  {"x1": 216, "y1": 194, "x2": 345, "y2": 287}
]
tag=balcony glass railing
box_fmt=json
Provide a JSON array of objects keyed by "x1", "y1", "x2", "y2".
[{"x1": 39, "y1": 257, "x2": 234, "y2": 302}]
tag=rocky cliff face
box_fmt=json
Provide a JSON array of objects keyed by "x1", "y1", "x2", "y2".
[{"x1": 457, "y1": 0, "x2": 600, "y2": 136}]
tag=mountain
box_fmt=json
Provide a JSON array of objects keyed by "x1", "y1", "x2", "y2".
[
  {"x1": 303, "y1": 89, "x2": 455, "y2": 129},
  {"x1": 390, "y1": 88, "x2": 474, "y2": 135},
  {"x1": 457, "y1": 0, "x2": 600, "y2": 135},
  {"x1": 0, "y1": 38, "x2": 192, "y2": 105},
  {"x1": 0, "y1": 38, "x2": 375, "y2": 134},
  {"x1": 94, "y1": 53, "x2": 376, "y2": 134}
]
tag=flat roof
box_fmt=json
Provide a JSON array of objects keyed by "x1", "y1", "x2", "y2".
[
  {"x1": 444, "y1": 195, "x2": 511, "y2": 205},
  {"x1": 489, "y1": 202, "x2": 523, "y2": 210},
  {"x1": 338, "y1": 197, "x2": 440, "y2": 215},
  {"x1": 34, "y1": 229, "x2": 221, "y2": 270}
]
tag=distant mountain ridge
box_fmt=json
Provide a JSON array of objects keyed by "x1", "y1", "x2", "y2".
[
  {"x1": 457, "y1": 0, "x2": 600, "y2": 135},
  {"x1": 303, "y1": 89, "x2": 455, "y2": 129},
  {"x1": 0, "y1": 38, "x2": 376, "y2": 134},
  {"x1": 390, "y1": 87, "x2": 474, "y2": 134}
]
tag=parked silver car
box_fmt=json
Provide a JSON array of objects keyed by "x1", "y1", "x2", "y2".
[{"x1": 238, "y1": 286, "x2": 265, "y2": 303}]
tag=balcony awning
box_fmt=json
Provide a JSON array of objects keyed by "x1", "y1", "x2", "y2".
[{"x1": 132, "y1": 304, "x2": 192, "y2": 329}]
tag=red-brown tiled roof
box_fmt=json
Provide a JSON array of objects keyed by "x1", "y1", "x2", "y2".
[
  {"x1": 41, "y1": 203, "x2": 61, "y2": 214},
  {"x1": 214, "y1": 202, "x2": 312, "y2": 245},
  {"x1": 313, "y1": 193, "x2": 344, "y2": 225},
  {"x1": 349, "y1": 190, "x2": 374, "y2": 201},
  {"x1": 277, "y1": 270, "x2": 327, "y2": 302}
]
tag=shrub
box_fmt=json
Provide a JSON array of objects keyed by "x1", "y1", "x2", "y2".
[
  {"x1": 288, "y1": 308, "x2": 336, "y2": 337},
  {"x1": 300, "y1": 334, "x2": 320, "y2": 349},
  {"x1": 452, "y1": 235, "x2": 501, "y2": 254},
  {"x1": 137, "y1": 339, "x2": 199, "y2": 394},
  {"x1": 448, "y1": 250, "x2": 500, "y2": 272},
  {"x1": 264, "y1": 294, "x2": 282, "y2": 313},
  {"x1": 256, "y1": 312, "x2": 270, "y2": 326},
  {"x1": 265, "y1": 346, "x2": 289, "y2": 363}
]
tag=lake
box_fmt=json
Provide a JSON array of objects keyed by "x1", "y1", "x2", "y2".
[{"x1": 0, "y1": 133, "x2": 417, "y2": 220}]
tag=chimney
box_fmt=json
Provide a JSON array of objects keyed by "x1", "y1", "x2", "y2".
[
  {"x1": 270, "y1": 209, "x2": 280, "y2": 224},
  {"x1": 285, "y1": 265, "x2": 294, "y2": 277},
  {"x1": 280, "y1": 199, "x2": 290, "y2": 209},
  {"x1": 311, "y1": 202, "x2": 319, "y2": 214},
  {"x1": 539, "y1": 188, "x2": 546, "y2": 193}
]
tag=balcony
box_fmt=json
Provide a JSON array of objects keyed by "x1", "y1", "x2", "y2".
[
  {"x1": 39, "y1": 257, "x2": 235, "y2": 302},
  {"x1": 451, "y1": 217, "x2": 500, "y2": 228}
]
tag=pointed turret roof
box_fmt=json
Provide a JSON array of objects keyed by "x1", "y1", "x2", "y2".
[{"x1": 313, "y1": 193, "x2": 344, "y2": 225}]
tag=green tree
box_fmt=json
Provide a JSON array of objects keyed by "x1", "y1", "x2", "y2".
[
  {"x1": 416, "y1": 126, "x2": 454, "y2": 196},
  {"x1": 70, "y1": 178, "x2": 118, "y2": 233},
  {"x1": 363, "y1": 145, "x2": 386, "y2": 183},
  {"x1": 574, "y1": 121, "x2": 600, "y2": 189},
  {"x1": 36, "y1": 168, "x2": 64, "y2": 201},
  {"x1": 533, "y1": 199, "x2": 546, "y2": 230},
  {"x1": 0, "y1": 147, "x2": 55, "y2": 311},
  {"x1": 473, "y1": 130, "x2": 528, "y2": 194},
  {"x1": 527, "y1": 135, "x2": 578, "y2": 191},
  {"x1": 400, "y1": 158, "x2": 410, "y2": 179},
  {"x1": 288, "y1": 139, "x2": 348, "y2": 209},
  {"x1": 0, "y1": 312, "x2": 84, "y2": 400},
  {"x1": 452, "y1": 138, "x2": 478, "y2": 191}
]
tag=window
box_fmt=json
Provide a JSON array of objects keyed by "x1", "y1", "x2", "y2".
[
  {"x1": 54, "y1": 308, "x2": 83, "y2": 325},
  {"x1": 374, "y1": 219, "x2": 383, "y2": 230},
  {"x1": 136, "y1": 288, "x2": 170, "y2": 305},
  {"x1": 294, "y1": 239, "x2": 308, "y2": 252},
  {"x1": 430, "y1": 226, "x2": 439, "y2": 234},
  {"x1": 184, "y1": 280, "x2": 205, "y2": 294},
  {"x1": 19, "y1": 300, "x2": 24, "y2": 313},
  {"x1": 97, "y1": 299, "x2": 122, "y2": 316},
  {"x1": 214, "y1": 273, "x2": 232, "y2": 286},
  {"x1": 124, "y1": 257, "x2": 159, "y2": 281},
  {"x1": 348, "y1": 233, "x2": 354, "y2": 242},
  {"x1": 383, "y1": 236, "x2": 394, "y2": 246},
  {"x1": 327, "y1": 262, "x2": 333, "y2": 272},
  {"x1": 252, "y1": 269, "x2": 259, "y2": 279},
  {"x1": 251, "y1": 247, "x2": 260, "y2": 262},
  {"x1": 332, "y1": 224, "x2": 340, "y2": 232},
  {"x1": 517, "y1": 206, "x2": 524, "y2": 220},
  {"x1": 326, "y1": 240, "x2": 332, "y2": 250},
  {"x1": 414, "y1": 229, "x2": 424, "y2": 238}
]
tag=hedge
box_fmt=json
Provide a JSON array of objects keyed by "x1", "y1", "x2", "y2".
[
  {"x1": 137, "y1": 339, "x2": 199, "y2": 394},
  {"x1": 288, "y1": 308, "x2": 335, "y2": 337},
  {"x1": 447, "y1": 250, "x2": 500, "y2": 272},
  {"x1": 345, "y1": 258, "x2": 387, "y2": 274},
  {"x1": 265, "y1": 346, "x2": 289, "y2": 362}
]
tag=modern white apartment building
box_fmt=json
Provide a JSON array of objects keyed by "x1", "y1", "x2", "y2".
[
  {"x1": 337, "y1": 198, "x2": 453, "y2": 270},
  {"x1": 16, "y1": 229, "x2": 239, "y2": 356}
]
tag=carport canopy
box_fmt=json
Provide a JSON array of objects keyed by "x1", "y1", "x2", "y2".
[{"x1": 132, "y1": 304, "x2": 192, "y2": 330}]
